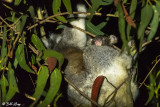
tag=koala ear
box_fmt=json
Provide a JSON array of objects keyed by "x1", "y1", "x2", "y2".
[
  {"x1": 109, "y1": 35, "x2": 118, "y2": 45},
  {"x1": 56, "y1": 36, "x2": 62, "y2": 44},
  {"x1": 87, "y1": 38, "x2": 94, "y2": 46}
]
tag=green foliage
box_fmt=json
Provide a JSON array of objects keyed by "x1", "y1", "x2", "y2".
[
  {"x1": 126, "y1": 0, "x2": 137, "y2": 40},
  {"x1": 52, "y1": 0, "x2": 67, "y2": 23},
  {"x1": 37, "y1": 68, "x2": 62, "y2": 107},
  {"x1": 1, "y1": 75, "x2": 9, "y2": 102},
  {"x1": 0, "y1": 0, "x2": 65, "y2": 106},
  {"x1": 62, "y1": 0, "x2": 72, "y2": 13},
  {"x1": 0, "y1": 0, "x2": 160, "y2": 106},
  {"x1": 88, "y1": 0, "x2": 113, "y2": 20},
  {"x1": 30, "y1": 66, "x2": 49, "y2": 106},
  {"x1": 86, "y1": 20, "x2": 106, "y2": 35},
  {"x1": 31, "y1": 34, "x2": 46, "y2": 51},
  {"x1": 14, "y1": 0, "x2": 22, "y2": 6},
  {"x1": 145, "y1": 71, "x2": 160, "y2": 106},
  {"x1": 28, "y1": 6, "x2": 35, "y2": 18},
  {"x1": 115, "y1": 1, "x2": 129, "y2": 51},
  {"x1": 138, "y1": 4, "x2": 153, "y2": 51},
  {"x1": 5, "y1": 62, "x2": 19, "y2": 102},
  {"x1": 147, "y1": 6, "x2": 159, "y2": 41},
  {"x1": 145, "y1": 73, "x2": 155, "y2": 105},
  {"x1": 0, "y1": 25, "x2": 7, "y2": 68},
  {"x1": 14, "y1": 44, "x2": 34, "y2": 73},
  {"x1": 42, "y1": 50, "x2": 64, "y2": 69}
]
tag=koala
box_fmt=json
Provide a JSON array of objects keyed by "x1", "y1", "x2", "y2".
[
  {"x1": 42, "y1": 3, "x2": 87, "y2": 51},
  {"x1": 61, "y1": 40, "x2": 139, "y2": 107},
  {"x1": 42, "y1": 33, "x2": 62, "y2": 49},
  {"x1": 42, "y1": 3, "x2": 139, "y2": 107}
]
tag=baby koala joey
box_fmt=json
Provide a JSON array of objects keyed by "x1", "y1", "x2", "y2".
[
  {"x1": 87, "y1": 35, "x2": 118, "y2": 46},
  {"x1": 65, "y1": 36, "x2": 138, "y2": 107}
]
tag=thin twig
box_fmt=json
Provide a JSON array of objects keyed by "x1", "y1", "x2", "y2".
[
  {"x1": 27, "y1": 11, "x2": 118, "y2": 31},
  {"x1": 72, "y1": 24, "x2": 96, "y2": 37},
  {"x1": 12, "y1": 34, "x2": 20, "y2": 47},
  {"x1": 27, "y1": 11, "x2": 118, "y2": 38},
  {"x1": 139, "y1": 56, "x2": 160, "y2": 88},
  {"x1": 84, "y1": 0, "x2": 92, "y2": 8},
  {"x1": 29, "y1": 74, "x2": 36, "y2": 88},
  {"x1": 2, "y1": 2, "x2": 13, "y2": 10},
  {"x1": 45, "y1": 19, "x2": 57, "y2": 24},
  {"x1": 0, "y1": 16, "x2": 20, "y2": 34},
  {"x1": 0, "y1": 16, "x2": 22, "y2": 58},
  {"x1": 28, "y1": 43, "x2": 39, "y2": 55},
  {"x1": 104, "y1": 75, "x2": 132, "y2": 106},
  {"x1": 64, "y1": 77, "x2": 102, "y2": 107},
  {"x1": 0, "y1": 36, "x2": 39, "y2": 58},
  {"x1": 25, "y1": 93, "x2": 36, "y2": 101},
  {"x1": 142, "y1": 36, "x2": 160, "y2": 48}
]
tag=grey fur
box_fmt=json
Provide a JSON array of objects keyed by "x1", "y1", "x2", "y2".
[{"x1": 42, "y1": 3, "x2": 139, "y2": 107}]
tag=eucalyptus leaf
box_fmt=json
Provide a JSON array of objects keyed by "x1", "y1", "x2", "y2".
[
  {"x1": 15, "y1": 44, "x2": 34, "y2": 73},
  {"x1": 116, "y1": 2, "x2": 129, "y2": 51},
  {"x1": 96, "y1": 22, "x2": 107, "y2": 30},
  {"x1": 145, "y1": 86, "x2": 155, "y2": 105},
  {"x1": 12, "y1": 12, "x2": 16, "y2": 22},
  {"x1": 1, "y1": 48, "x2": 7, "y2": 61},
  {"x1": 52, "y1": 0, "x2": 67, "y2": 23},
  {"x1": 156, "y1": 1, "x2": 160, "y2": 13},
  {"x1": 127, "y1": 0, "x2": 137, "y2": 39},
  {"x1": 20, "y1": 14, "x2": 27, "y2": 32},
  {"x1": 86, "y1": 21, "x2": 104, "y2": 35},
  {"x1": 0, "y1": 25, "x2": 7, "y2": 68},
  {"x1": 57, "y1": 24, "x2": 65, "y2": 29},
  {"x1": 145, "y1": 73, "x2": 155, "y2": 105},
  {"x1": 147, "y1": 6, "x2": 159, "y2": 41},
  {"x1": 6, "y1": 17, "x2": 18, "y2": 23},
  {"x1": 53, "y1": 0, "x2": 61, "y2": 12},
  {"x1": 30, "y1": 66, "x2": 49, "y2": 107},
  {"x1": 1, "y1": 75, "x2": 9, "y2": 102},
  {"x1": 156, "y1": 70, "x2": 160, "y2": 78},
  {"x1": 13, "y1": 58, "x2": 18, "y2": 68},
  {"x1": 42, "y1": 50, "x2": 64, "y2": 69},
  {"x1": 62, "y1": 0, "x2": 72, "y2": 13},
  {"x1": 14, "y1": 0, "x2": 21, "y2": 6},
  {"x1": 16, "y1": 15, "x2": 27, "y2": 33},
  {"x1": 155, "y1": 81, "x2": 160, "y2": 98},
  {"x1": 37, "y1": 68, "x2": 62, "y2": 107},
  {"x1": 100, "y1": 0, "x2": 113, "y2": 5},
  {"x1": 88, "y1": 0, "x2": 101, "y2": 20},
  {"x1": 137, "y1": 4, "x2": 153, "y2": 50},
  {"x1": 54, "y1": 14, "x2": 67, "y2": 23},
  {"x1": 31, "y1": 54, "x2": 36, "y2": 65},
  {"x1": 28, "y1": 6, "x2": 35, "y2": 18},
  {"x1": 88, "y1": 0, "x2": 113, "y2": 20},
  {"x1": 23, "y1": 0, "x2": 26, "y2": 4},
  {"x1": 5, "y1": 62, "x2": 19, "y2": 102},
  {"x1": 31, "y1": 34, "x2": 46, "y2": 51}
]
